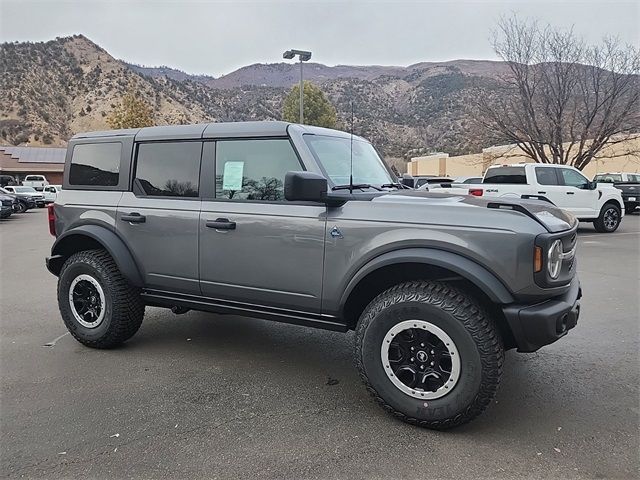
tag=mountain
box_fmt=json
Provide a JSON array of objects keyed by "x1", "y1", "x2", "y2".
[{"x1": 1, "y1": 34, "x2": 511, "y2": 161}]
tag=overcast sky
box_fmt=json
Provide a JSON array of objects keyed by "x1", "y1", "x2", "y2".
[{"x1": 1, "y1": 0, "x2": 638, "y2": 77}]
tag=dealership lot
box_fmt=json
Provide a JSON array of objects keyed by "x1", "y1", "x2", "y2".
[{"x1": 1, "y1": 209, "x2": 638, "y2": 479}]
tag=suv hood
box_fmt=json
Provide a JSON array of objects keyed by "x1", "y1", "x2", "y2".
[{"x1": 374, "y1": 190, "x2": 576, "y2": 233}]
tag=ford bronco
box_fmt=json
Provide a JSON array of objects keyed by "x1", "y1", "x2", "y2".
[{"x1": 46, "y1": 122, "x2": 581, "y2": 429}]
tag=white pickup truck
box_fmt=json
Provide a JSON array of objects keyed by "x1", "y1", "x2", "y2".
[
  {"x1": 438, "y1": 164, "x2": 624, "y2": 233},
  {"x1": 21, "y1": 175, "x2": 49, "y2": 190}
]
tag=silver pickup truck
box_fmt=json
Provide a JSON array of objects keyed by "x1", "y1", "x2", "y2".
[{"x1": 46, "y1": 121, "x2": 581, "y2": 429}]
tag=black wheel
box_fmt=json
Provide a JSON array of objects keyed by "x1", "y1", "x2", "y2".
[
  {"x1": 15, "y1": 201, "x2": 26, "y2": 213},
  {"x1": 594, "y1": 203, "x2": 621, "y2": 233},
  {"x1": 355, "y1": 281, "x2": 504, "y2": 430},
  {"x1": 57, "y1": 249, "x2": 145, "y2": 348}
]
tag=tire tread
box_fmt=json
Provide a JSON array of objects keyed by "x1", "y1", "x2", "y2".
[{"x1": 354, "y1": 280, "x2": 504, "y2": 430}]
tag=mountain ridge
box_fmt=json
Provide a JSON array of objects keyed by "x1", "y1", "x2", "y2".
[{"x1": 1, "y1": 34, "x2": 513, "y2": 159}]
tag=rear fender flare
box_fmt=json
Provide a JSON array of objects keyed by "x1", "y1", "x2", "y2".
[{"x1": 49, "y1": 225, "x2": 143, "y2": 287}]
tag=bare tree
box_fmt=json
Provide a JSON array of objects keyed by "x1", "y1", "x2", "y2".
[{"x1": 476, "y1": 16, "x2": 639, "y2": 170}]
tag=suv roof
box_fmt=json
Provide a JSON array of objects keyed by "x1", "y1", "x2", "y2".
[{"x1": 72, "y1": 121, "x2": 359, "y2": 142}]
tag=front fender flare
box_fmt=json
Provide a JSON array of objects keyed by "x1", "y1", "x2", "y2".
[
  {"x1": 339, "y1": 247, "x2": 515, "y2": 312},
  {"x1": 47, "y1": 225, "x2": 143, "y2": 287}
]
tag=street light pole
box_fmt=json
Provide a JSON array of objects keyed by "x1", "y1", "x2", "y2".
[
  {"x1": 283, "y1": 49, "x2": 312, "y2": 124},
  {"x1": 299, "y1": 58, "x2": 304, "y2": 124}
]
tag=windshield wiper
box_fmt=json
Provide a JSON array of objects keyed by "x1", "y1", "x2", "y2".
[
  {"x1": 332, "y1": 184, "x2": 384, "y2": 192},
  {"x1": 379, "y1": 183, "x2": 403, "y2": 189}
]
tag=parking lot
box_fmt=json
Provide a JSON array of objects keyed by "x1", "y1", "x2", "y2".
[{"x1": 1, "y1": 208, "x2": 638, "y2": 479}]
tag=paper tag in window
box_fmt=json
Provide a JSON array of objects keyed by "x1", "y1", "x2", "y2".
[{"x1": 222, "y1": 162, "x2": 244, "y2": 191}]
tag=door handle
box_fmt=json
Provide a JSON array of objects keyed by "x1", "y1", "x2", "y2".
[
  {"x1": 538, "y1": 191, "x2": 546, "y2": 194},
  {"x1": 566, "y1": 191, "x2": 575, "y2": 195},
  {"x1": 121, "y1": 212, "x2": 146, "y2": 223},
  {"x1": 206, "y1": 218, "x2": 236, "y2": 230}
]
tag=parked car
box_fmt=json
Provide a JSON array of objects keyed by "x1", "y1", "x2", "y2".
[
  {"x1": 593, "y1": 172, "x2": 640, "y2": 213},
  {"x1": 3, "y1": 186, "x2": 45, "y2": 209},
  {"x1": 454, "y1": 175, "x2": 483, "y2": 184},
  {"x1": 0, "y1": 192, "x2": 15, "y2": 219},
  {"x1": 400, "y1": 174, "x2": 450, "y2": 189},
  {"x1": 0, "y1": 187, "x2": 32, "y2": 213},
  {"x1": 0, "y1": 174, "x2": 17, "y2": 187},
  {"x1": 47, "y1": 121, "x2": 581, "y2": 430},
  {"x1": 22, "y1": 174, "x2": 49, "y2": 190},
  {"x1": 43, "y1": 185, "x2": 62, "y2": 204},
  {"x1": 415, "y1": 177, "x2": 455, "y2": 190}
]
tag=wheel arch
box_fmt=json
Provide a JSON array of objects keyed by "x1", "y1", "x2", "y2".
[
  {"x1": 48, "y1": 225, "x2": 144, "y2": 287},
  {"x1": 339, "y1": 249, "x2": 517, "y2": 347}
]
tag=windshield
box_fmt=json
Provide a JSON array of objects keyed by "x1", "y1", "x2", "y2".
[
  {"x1": 304, "y1": 135, "x2": 394, "y2": 187},
  {"x1": 14, "y1": 187, "x2": 36, "y2": 193}
]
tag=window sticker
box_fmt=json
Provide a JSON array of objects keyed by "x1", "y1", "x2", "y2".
[{"x1": 222, "y1": 161, "x2": 244, "y2": 191}]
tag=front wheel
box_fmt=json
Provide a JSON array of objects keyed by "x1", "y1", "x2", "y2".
[
  {"x1": 15, "y1": 201, "x2": 27, "y2": 213},
  {"x1": 355, "y1": 281, "x2": 504, "y2": 430},
  {"x1": 594, "y1": 203, "x2": 621, "y2": 233},
  {"x1": 57, "y1": 249, "x2": 145, "y2": 348}
]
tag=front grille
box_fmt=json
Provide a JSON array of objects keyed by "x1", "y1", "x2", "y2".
[{"x1": 1, "y1": 199, "x2": 12, "y2": 206}]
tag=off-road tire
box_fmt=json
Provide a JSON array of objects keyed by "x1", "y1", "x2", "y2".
[
  {"x1": 594, "y1": 203, "x2": 621, "y2": 233},
  {"x1": 15, "y1": 201, "x2": 27, "y2": 213},
  {"x1": 58, "y1": 249, "x2": 144, "y2": 348},
  {"x1": 355, "y1": 281, "x2": 504, "y2": 430}
]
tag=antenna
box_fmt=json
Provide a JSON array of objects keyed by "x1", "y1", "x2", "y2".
[{"x1": 349, "y1": 102, "x2": 354, "y2": 194}]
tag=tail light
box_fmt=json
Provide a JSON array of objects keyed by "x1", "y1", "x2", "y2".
[
  {"x1": 468, "y1": 188, "x2": 484, "y2": 197},
  {"x1": 47, "y1": 204, "x2": 56, "y2": 237}
]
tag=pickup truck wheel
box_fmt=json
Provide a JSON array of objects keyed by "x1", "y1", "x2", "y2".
[
  {"x1": 57, "y1": 249, "x2": 144, "y2": 348},
  {"x1": 15, "y1": 201, "x2": 26, "y2": 213},
  {"x1": 355, "y1": 281, "x2": 504, "y2": 430},
  {"x1": 594, "y1": 203, "x2": 621, "y2": 233}
]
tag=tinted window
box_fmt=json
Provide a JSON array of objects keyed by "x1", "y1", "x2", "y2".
[
  {"x1": 215, "y1": 139, "x2": 301, "y2": 201},
  {"x1": 462, "y1": 177, "x2": 482, "y2": 184},
  {"x1": 628, "y1": 174, "x2": 640, "y2": 182},
  {"x1": 535, "y1": 168, "x2": 559, "y2": 185},
  {"x1": 69, "y1": 143, "x2": 121, "y2": 186},
  {"x1": 135, "y1": 142, "x2": 201, "y2": 197},
  {"x1": 559, "y1": 168, "x2": 589, "y2": 188},
  {"x1": 483, "y1": 167, "x2": 527, "y2": 184}
]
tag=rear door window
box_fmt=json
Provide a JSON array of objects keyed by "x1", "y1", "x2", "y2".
[
  {"x1": 69, "y1": 143, "x2": 121, "y2": 186},
  {"x1": 535, "y1": 168, "x2": 559, "y2": 185},
  {"x1": 134, "y1": 142, "x2": 202, "y2": 197}
]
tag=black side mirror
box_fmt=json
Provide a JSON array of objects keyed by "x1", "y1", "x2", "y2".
[
  {"x1": 588, "y1": 181, "x2": 598, "y2": 190},
  {"x1": 285, "y1": 171, "x2": 328, "y2": 203}
]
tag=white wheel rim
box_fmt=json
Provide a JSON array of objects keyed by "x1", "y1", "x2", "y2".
[
  {"x1": 381, "y1": 320, "x2": 461, "y2": 400},
  {"x1": 68, "y1": 274, "x2": 106, "y2": 328}
]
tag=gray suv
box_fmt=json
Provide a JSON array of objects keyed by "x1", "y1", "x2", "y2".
[{"x1": 46, "y1": 122, "x2": 581, "y2": 429}]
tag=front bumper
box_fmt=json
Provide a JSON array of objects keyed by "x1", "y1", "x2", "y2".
[{"x1": 502, "y1": 277, "x2": 581, "y2": 352}]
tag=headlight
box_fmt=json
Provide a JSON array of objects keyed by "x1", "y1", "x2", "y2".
[{"x1": 547, "y1": 239, "x2": 563, "y2": 279}]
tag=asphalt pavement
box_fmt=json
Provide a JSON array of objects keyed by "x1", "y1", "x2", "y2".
[{"x1": 1, "y1": 208, "x2": 638, "y2": 479}]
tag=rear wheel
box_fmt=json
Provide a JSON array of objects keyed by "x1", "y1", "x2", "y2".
[
  {"x1": 58, "y1": 249, "x2": 144, "y2": 348},
  {"x1": 594, "y1": 203, "x2": 621, "y2": 233},
  {"x1": 355, "y1": 281, "x2": 504, "y2": 430}
]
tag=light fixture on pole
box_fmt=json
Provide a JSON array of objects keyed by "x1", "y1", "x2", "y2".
[{"x1": 283, "y1": 49, "x2": 312, "y2": 124}]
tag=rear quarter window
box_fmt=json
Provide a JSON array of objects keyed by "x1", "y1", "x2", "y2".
[{"x1": 69, "y1": 143, "x2": 121, "y2": 186}]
